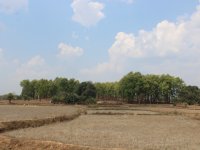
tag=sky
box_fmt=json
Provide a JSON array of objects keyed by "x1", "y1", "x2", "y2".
[{"x1": 0, "y1": 0, "x2": 200, "y2": 94}]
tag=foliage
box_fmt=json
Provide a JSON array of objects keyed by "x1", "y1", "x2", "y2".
[
  {"x1": 18, "y1": 71, "x2": 200, "y2": 105},
  {"x1": 6, "y1": 93, "x2": 14, "y2": 103},
  {"x1": 20, "y1": 78, "x2": 96, "y2": 104},
  {"x1": 75, "y1": 82, "x2": 96, "y2": 104},
  {"x1": 178, "y1": 86, "x2": 200, "y2": 105},
  {"x1": 95, "y1": 72, "x2": 186, "y2": 104}
]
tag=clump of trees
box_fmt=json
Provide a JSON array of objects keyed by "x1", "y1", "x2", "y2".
[
  {"x1": 0, "y1": 93, "x2": 20, "y2": 103},
  {"x1": 18, "y1": 72, "x2": 200, "y2": 105},
  {"x1": 20, "y1": 78, "x2": 96, "y2": 104},
  {"x1": 95, "y1": 72, "x2": 200, "y2": 105},
  {"x1": 178, "y1": 86, "x2": 200, "y2": 105}
]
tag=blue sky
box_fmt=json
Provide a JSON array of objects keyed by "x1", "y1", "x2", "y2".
[{"x1": 0, "y1": 0, "x2": 200, "y2": 94}]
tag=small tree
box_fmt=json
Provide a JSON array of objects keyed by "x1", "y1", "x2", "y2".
[
  {"x1": 75, "y1": 82, "x2": 96, "y2": 104},
  {"x1": 7, "y1": 93, "x2": 14, "y2": 104}
]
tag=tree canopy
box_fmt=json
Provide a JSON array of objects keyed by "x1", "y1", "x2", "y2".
[{"x1": 18, "y1": 72, "x2": 200, "y2": 105}]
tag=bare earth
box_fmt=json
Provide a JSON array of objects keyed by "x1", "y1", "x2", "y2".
[
  {"x1": 1, "y1": 104, "x2": 200, "y2": 149},
  {"x1": 0, "y1": 105, "x2": 81, "y2": 122},
  {"x1": 5, "y1": 113, "x2": 200, "y2": 150}
]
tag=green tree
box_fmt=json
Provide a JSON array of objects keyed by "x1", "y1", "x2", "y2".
[
  {"x1": 7, "y1": 93, "x2": 14, "y2": 104},
  {"x1": 179, "y1": 85, "x2": 200, "y2": 105},
  {"x1": 75, "y1": 81, "x2": 96, "y2": 103},
  {"x1": 119, "y1": 72, "x2": 143, "y2": 103},
  {"x1": 20, "y1": 80, "x2": 34, "y2": 100}
]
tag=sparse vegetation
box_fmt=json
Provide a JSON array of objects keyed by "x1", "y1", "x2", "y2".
[
  {"x1": 5, "y1": 108, "x2": 200, "y2": 150},
  {"x1": 1, "y1": 71, "x2": 200, "y2": 149}
]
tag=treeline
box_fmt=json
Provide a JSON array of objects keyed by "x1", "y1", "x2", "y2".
[
  {"x1": 4, "y1": 71, "x2": 200, "y2": 105},
  {"x1": 0, "y1": 93, "x2": 20, "y2": 101},
  {"x1": 20, "y1": 78, "x2": 96, "y2": 104},
  {"x1": 95, "y1": 72, "x2": 200, "y2": 105}
]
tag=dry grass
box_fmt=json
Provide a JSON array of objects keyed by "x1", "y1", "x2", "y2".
[
  {"x1": 0, "y1": 105, "x2": 85, "y2": 133},
  {"x1": 87, "y1": 109, "x2": 160, "y2": 115},
  {"x1": 0, "y1": 105, "x2": 83, "y2": 122},
  {"x1": 0, "y1": 135, "x2": 124, "y2": 150},
  {"x1": 5, "y1": 113, "x2": 200, "y2": 150},
  {"x1": 1, "y1": 104, "x2": 200, "y2": 149},
  {"x1": 0, "y1": 99, "x2": 54, "y2": 106},
  {"x1": 136, "y1": 105, "x2": 200, "y2": 120}
]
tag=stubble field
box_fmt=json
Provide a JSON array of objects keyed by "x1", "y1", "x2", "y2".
[
  {"x1": 0, "y1": 105, "x2": 82, "y2": 122},
  {"x1": 1, "y1": 103, "x2": 200, "y2": 150}
]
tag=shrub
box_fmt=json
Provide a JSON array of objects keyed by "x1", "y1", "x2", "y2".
[
  {"x1": 65, "y1": 93, "x2": 79, "y2": 104},
  {"x1": 85, "y1": 97, "x2": 96, "y2": 104},
  {"x1": 51, "y1": 95, "x2": 64, "y2": 104}
]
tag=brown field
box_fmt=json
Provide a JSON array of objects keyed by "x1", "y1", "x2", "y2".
[
  {"x1": 0, "y1": 105, "x2": 82, "y2": 122},
  {"x1": 0, "y1": 105, "x2": 85, "y2": 133},
  {"x1": 1, "y1": 103, "x2": 200, "y2": 149},
  {"x1": 0, "y1": 99, "x2": 54, "y2": 106}
]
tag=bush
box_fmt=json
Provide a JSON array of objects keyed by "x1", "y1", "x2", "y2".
[
  {"x1": 51, "y1": 95, "x2": 64, "y2": 104},
  {"x1": 85, "y1": 97, "x2": 96, "y2": 104},
  {"x1": 65, "y1": 93, "x2": 79, "y2": 104}
]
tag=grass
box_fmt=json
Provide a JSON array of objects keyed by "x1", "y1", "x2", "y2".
[
  {"x1": 0, "y1": 105, "x2": 84, "y2": 122},
  {"x1": 1, "y1": 104, "x2": 200, "y2": 149},
  {"x1": 0, "y1": 105, "x2": 86, "y2": 133},
  {"x1": 0, "y1": 135, "x2": 124, "y2": 150},
  {"x1": 5, "y1": 113, "x2": 200, "y2": 150}
]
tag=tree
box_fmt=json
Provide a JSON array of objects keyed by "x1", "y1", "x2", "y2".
[
  {"x1": 179, "y1": 86, "x2": 200, "y2": 105},
  {"x1": 7, "y1": 93, "x2": 14, "y2": 104},
  {"x1": 75, "y1": 81, "x2": 96, "y2": 103},
  {"x1": 20, "y1": 80, "x2": 34, "y2": 100},
  {"x1": 18, "y1": 72, "x2": 199, "y2": 105},
  {"x1": 119, "y1": 72, "x2": 143, "y2": 103},
  {"x1": 36, "y1": 79, "x2": 50, "y2": 100}
]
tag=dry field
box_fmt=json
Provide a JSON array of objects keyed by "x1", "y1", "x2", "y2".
[
  {"x1": 4, "y1": 108, "x2": 200, "y2": 150},
  {"x1": 1, "y1": 104, "x2": 200, "y2": 149},
  {"x1": 0, "y1": 99, "x2": 54, "y2": 106},
  {"x1": 0, "y1": 105, "x2": 85, "y2": 133},
  {"x1": 0, "y1": 105, "x2": 82, "y2": 122}
]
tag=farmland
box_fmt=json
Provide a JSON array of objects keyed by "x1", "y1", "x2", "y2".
[
  {"x1": 1, "y1": 104, "x2": 200, "y2": 150},
  {"x1": 0, "y1": 105, "x2": 82, "y2": 122}
]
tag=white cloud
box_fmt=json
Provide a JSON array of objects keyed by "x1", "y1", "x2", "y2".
[
  {"x1": 16, "y1": 55, "x2": 48, "y2": 80},
  {"x1": 26, "y1": 55, "x2": 45, "y2": 66},
  {"x1": 71, "y1": 0, "x2": 105, "y2": 27},
  {"x1": 57, "y1": 42, "x2": 84, "y2": 58},
  {"x1": 0, "y1": 0, "x2": 28, "y2": 14},
  {"x1": 109, "y1": 32, "x2": 144, "y2": 60},
  {"x1": 81, "y1": 3, "x2": 200, "y2": 84}
]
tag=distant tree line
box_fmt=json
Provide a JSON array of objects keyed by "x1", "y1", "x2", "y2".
[
  {"x1": 20, "y1": 78, "x2": 96, "y2": 104},
  {"x1": 95, "y1": 72, "x2": 200, "y2": 105},
  {"x1": 0, "y1": 93, "x2": 19, "y2": 103},
  {"x1": 1, "y1": 71, "x2": 200, "y2": 105}
]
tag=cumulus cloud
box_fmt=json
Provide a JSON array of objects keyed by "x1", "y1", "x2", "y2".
[
  {"x1": 81, "y1": 3, "x2": 200, "y2": 84},
  {"x1": 16, "y1": 55, "x2": 48, "y2": 80},
  {"x1": 0, "y1": 0, "x2": 28, "y2": 14},
  {"x1": 57, "y1": 42, "x2": 84, "y2": 58},
  {"x1": 81, "y1": 32, "x2": 142, "y2": 78},
  {"x1": 26, "y1": 55, "x2": 45, "y2": 66},
  {"x1": 71, "y1": 0, "x2": 105, "y2": 27}
]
